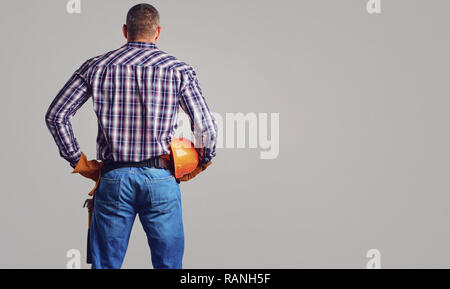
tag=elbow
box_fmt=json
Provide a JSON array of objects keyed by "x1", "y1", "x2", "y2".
[
  {"x1": 45, "y1": 110, "x2": 53, "y2": 127},
  {"x1": 45, "y1": 107, "x2": 61, "y2": 128},
  {"x1": 45, "y1": 108, "x2": 55, "y2": 127}
]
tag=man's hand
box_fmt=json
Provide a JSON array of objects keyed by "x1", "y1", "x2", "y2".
[
  {"x1": 72, "y1": 152, "x2": 104, "y2": 182},
  {"x1": 72, "y1": 152, "x2": 104, "y2": 196},
  {"x1": 178, "y1": 161, "x2": 212, "y2": 182}
]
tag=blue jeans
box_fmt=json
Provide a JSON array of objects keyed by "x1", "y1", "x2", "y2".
[{"x1": 89, "y1": 167, "x2": 184, "y2": 269}]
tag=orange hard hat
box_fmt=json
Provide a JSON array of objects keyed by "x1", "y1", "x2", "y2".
[{"x1": 169, "y1": 138, "x2": 199, "y2": 179}]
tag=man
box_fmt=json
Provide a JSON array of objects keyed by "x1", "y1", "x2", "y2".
[{"x1": 45, "y1": 3, "x2": 217, "y2": 269}]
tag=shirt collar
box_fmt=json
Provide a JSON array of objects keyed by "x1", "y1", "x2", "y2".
[{"x1": 126, "y1": 41, "x2": 158, "y2": 49}]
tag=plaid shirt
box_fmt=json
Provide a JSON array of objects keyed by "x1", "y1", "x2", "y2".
[{"x1": 45, "y1": 41, "x2": 217, "y2": 168}]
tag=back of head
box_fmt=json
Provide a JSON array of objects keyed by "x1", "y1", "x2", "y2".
[{"x1": 126, "y1": 4, "x2": 160, "y2": 41}]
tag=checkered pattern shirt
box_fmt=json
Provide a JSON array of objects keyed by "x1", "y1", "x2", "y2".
[{"x1": 45, "y1": 41, "x2": 217, "y2": 168}]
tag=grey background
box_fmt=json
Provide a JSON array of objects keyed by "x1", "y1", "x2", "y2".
[{"x1": 0, "y1": 0, "x2": 449, "y2": 269}]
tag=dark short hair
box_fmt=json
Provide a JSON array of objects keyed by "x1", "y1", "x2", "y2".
[{"x1": 126, "y1": 4, "x2": 160, "y2": 40}]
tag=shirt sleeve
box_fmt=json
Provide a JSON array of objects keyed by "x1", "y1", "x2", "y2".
[
  {"x1": 179, "y1": 67, "x2": 218, "y2": 164},
  {"x1": 45, "y1": 61, "x2": 92, "y2": 168}
]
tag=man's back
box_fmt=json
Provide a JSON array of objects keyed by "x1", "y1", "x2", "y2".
[{"x1": 46, "y1": 41, "x2": 217, "y2": 167}]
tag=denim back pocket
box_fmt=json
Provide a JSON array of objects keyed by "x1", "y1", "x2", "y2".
[
  {"x1": 93, "y1": 176, "x2": 123, "y2": 238},
  {"x1": 145, "y1": 169, "x2": 179, "y2": 214},
  {"x1": 95, "y1": 177, "x2": 122, "y2": 209}
]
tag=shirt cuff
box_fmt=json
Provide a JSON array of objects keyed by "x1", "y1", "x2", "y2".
[
  {"x1": 69, "y1": 153, "x2": 82, "y2": 169},
  {"x1": 200, "y1": 148, "x2": 215, "y2": 164}
]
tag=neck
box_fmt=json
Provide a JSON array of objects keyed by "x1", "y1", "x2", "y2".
[{"x1": 128, "y1": 39, "x2": 155, "y2": 44}]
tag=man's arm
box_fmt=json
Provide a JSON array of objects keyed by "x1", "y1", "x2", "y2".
[
  {"x1": 45, "y1": 62, "x2": 91, "y2": 168},
  {"x1": 179, "y1": 67, "x2": 218, "y2": 164}
]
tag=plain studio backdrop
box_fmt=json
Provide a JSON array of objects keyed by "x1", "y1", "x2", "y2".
[{"x1": 0, "y1": 0, "x2": 450, "y2": 269}]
